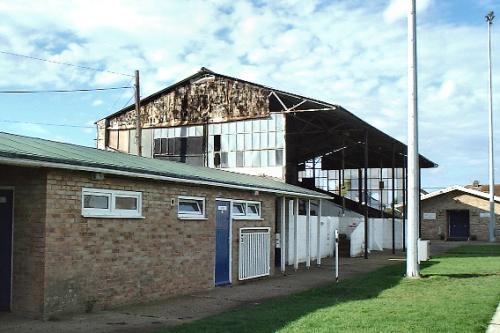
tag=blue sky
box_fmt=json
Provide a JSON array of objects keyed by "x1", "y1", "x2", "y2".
[{"x1": 0, "y1": 0, "x2": 499, "y2": 190}]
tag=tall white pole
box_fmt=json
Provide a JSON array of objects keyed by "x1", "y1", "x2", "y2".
[
  {"x1": 407, "y1": 0, "x2": 420, "y2": 278},
  {"x1": 486, "y1": 11, "x2": 496, "y2": 243}
]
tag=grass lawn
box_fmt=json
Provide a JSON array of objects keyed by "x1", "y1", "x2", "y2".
[{"x1": 156, "y1": 245, "x2": 500, "y2": 333}]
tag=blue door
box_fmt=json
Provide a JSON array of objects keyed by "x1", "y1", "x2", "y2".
[
  {"x1": 448, "y1": 210, "x2": 469, "y2": 240},
  {"x1": 215, "y1": 200, "x2": 231, "y2": 286},
  {"x1": 0, "y1": 190, "x2": 13, "y2": 311}
]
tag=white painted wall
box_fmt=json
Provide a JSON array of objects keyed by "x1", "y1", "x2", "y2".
[
  {"x1": 286, "y1": 215, "x2": 339, "y2": 265},
  {"x1": 350, "y1": 218, "x2": 406, "y2": 257}
]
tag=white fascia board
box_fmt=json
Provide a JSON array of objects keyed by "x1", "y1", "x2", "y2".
[
  {"x1": 0, "y1": 156, "x2": 331, "y2": 200},
  {"x1": 421, "y1": 185, "x2": 500, "y2": 203}
]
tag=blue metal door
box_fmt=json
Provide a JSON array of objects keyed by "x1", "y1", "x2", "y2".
[
  {"x1": 449, "y1": 210, "x2": 469, "y2": 240},
  {"x1": 215, "y1": 200, "x2": 231, "y2": 286},
  {"x1": 0, "y1": 190, "x2": 13, "y2": 311}
]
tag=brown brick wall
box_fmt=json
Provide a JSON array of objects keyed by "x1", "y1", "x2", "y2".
[
  {"x1": 0, "y1": 166, "x2": 47, "y2": 318},
  {"x1": 420, "y1": 191, "x2": 500, "y2": 241},
  {"x1": 43, "y1": 169, "x2": 275, "y2": 316}
]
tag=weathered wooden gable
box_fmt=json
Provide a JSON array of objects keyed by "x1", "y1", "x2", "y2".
[{"x1": 108, "y1": 76, "x2": 270, "y2": 129}]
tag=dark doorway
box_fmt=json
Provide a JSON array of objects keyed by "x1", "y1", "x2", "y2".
[
  {"x1": 448, "y1": 210, "x2": 469, "y2": 240},
  {"x1": 215, "y1": 200, "x2": 231, "y2": 286},
  {"x1": 0, "y1": 189, "x2": 13, "y2": 311}
]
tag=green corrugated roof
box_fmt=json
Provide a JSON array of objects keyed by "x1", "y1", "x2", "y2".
[{"x1": 0, "y1": 132, "x2": 329, "y2": 199}]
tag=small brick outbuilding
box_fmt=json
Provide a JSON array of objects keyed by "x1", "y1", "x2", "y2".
[
  {"x1": 0, "y1": 132, "x2": 328, "y2": 319},
  {"x1": 420, "y1": 186, "x2": 500, "y2": 241}
]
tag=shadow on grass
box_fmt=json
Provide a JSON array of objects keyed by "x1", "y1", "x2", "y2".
[
  {"x1": 158, "y1": 261, "x2": 436, "y2": 333},
  {"x1": 437, "y1": 245, "x2": 500, "y2": 258},
  {"x1": 157, "y1": 244, "x2": 500, "y2": 333},
  {"x1": 422, "y1": 273, "x2": 500, "y2": 279}
]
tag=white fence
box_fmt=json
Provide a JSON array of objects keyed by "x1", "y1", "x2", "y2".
[
  {"x1": 286, "y1": 216, "x2": 339, "y2": 264},
  {"x1": 350, "y1": 218, "x2": 405, "y2": 257},
  {"x1": 239, "y1": 228, "x2": 271, "y2": 280}
]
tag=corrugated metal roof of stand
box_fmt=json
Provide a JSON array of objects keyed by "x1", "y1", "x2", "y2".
[{"x1": 0, "y1": 132, "x2": 330, "y2": 199}]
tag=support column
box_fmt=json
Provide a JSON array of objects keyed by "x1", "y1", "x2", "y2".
[
  {"x1": 306, "y1": 199, "x2": 311, "y2": 268},
  {"x1": 403, "y1": 154, "x2": 407, "y2": 252},
  {"x1": 364, "y1": 131, "x2": 369, "y2": 259},
  {"x1": 280, "y1": 196, "x2": 286, "y2": 274},
  {"x1": 317, "y1": 199, "x2": 322, "y2": 266},
  {"x1": 391, "y1": 147, "x2": 396, "y2": 254},
  {"x1": 294, "y1": 197, "x2": 299, "y2": 270}
]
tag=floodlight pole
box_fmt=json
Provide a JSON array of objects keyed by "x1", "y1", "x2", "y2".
[
  {"x1": 486, "y1": 11, "x2": 496, "y2": 243},
  {"x1": 406, "y1": 0, "x2": 420, "y2": 278},
  {"x1": 135, "y1": 70, "x2": 142, "y2": 157}
]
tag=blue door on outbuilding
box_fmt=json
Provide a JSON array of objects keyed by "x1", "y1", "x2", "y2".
[
  {"x1": 448, "y1": 210, "x2": 469, "y2": 240},
  {"x1": 0, "y1": 189, "x2": 13, "y2": 311},
  {"x1": 215, "y1": 200, "x2": 231, "y2": 286}
]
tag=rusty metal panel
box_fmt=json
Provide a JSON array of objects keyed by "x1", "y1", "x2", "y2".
[
  {"x1": 108, "y1": 76, "x2": 270, "y2": 130},
  {"x1": 96, "y1": 119, "x2": 107, "y2": 149},
  {"x1": 118, "y1": 130, "x2": 129, "y2": 153},
  {"x1": 108, "y1": 130, "x2": 118, "y2": 150}
]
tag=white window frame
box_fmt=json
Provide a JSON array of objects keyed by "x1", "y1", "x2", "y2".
[
  {"x1": 82, "y1": 188, "x2": 143, "y2": 218},
  {"x1": 178, "y1": 196, "x2": 206, "y2": 219},
  {"x1": 232, "y1": 200, "x2": 262, "y2": 220}
]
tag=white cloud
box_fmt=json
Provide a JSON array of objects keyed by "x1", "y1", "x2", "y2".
[
  {"x1": 0, "y1": 0, "x2": 498, "y2": 189},
  {"x1": 384, "y1": 0, "x2": 433, "y2": 24},
  {"x1": 91, "y1": 99, "x2": 103, "y2": 107}
]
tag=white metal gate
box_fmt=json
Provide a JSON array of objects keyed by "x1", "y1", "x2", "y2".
[{"x1": 239, "y1": 228, "x2": 271, "y2": 280}]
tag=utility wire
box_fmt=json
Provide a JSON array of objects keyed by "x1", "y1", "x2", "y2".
[
  {"x1": 0, "y1": 119, "x2": 94, "y2": 129},
  {"x1": 0, "y1": 50, "x2": 134, "y2": 78},
  {"x1": 0, "y1": 86, "x2": 133, "y2": 94},
  {"x1": 120, "y1": 93, "x2": 135, "y2": 110}
]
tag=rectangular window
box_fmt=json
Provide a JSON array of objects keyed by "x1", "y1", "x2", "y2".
[
  {"x1": 178, "y1": 196, "x2": 205, "y2": 219},
  {"x1": 82, "y1": 188, "x2": 142, "y2": 218},
  {"x1": 232, "y1": 200, "x2": 261, "y2": 219}
]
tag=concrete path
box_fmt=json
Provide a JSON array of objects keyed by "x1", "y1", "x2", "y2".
[
  {"x1": 487, "y1": 303, "x2": 500, "y2": 333},
  {"x1": 0, "y1": 241, "x2": 464, "y2": 333}
]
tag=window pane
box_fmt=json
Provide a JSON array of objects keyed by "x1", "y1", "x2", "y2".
[
  {"x1": 228, "y1": 135, "x2": 236, "y2": 151},
  {"x1": 276, "y1": 149, "x2": 283, "y2": 166},
  {"x1": 244, "y1": 120, "x2": 252, "y2": 133},
  {"x1": 244, "y1": 151, "x2": 252, "y2": 167},
  {"x1": 260, "y1": 132, "x2": 268, "y2": 149},
  {"x1": 237, "y1": 121, "x2": 245, "y2": 133},
  {"x1": 268, "y1": 150, "x2": 276, "y2": 166},
  {"x1": 84, "y1": 194, "x2": 109, "y2": 209},
  {"x1": 237, "y1": 133, "x2": 244, "y2": 151},
  {"x1": 276, "y1": 131, "x2": 284, "y2": 148},
  {"x1": 268, "y1": 132, "x2": 276, "y2": 148},
  {"x1": 115, "y1": 196, "x2": 138, "y2": 210},
  {"x1": 252, "y1": 133, "x2": 260, "y2": 150},
  {"x1": 221, "y1": 122, "x2": 229, "y2": 135},
  {"x1": 252, "y1": 151, "x2": 260, "y2": 167},
  {"x1": 229, "y1": 122, "x2": 237, "y2": 134},
  {"x1": 221, "y1": 135, "x2": 228, "y2": 151},
  {"x1": 261, "y1": 150, "x2": 268, "y2": 167},
  {"x1": 228, "y1": 151, "x2": 236, "y2": 168},
  {"x1": 260, "y1": 118, "x2": 268, "y2": 132},
  {"x1": 252, "y1": 119, "x2": 260, "y2": 132},
  {"x1": 247, "y1": 203, "x2": 260, "y2": 215},
  {"x1": 212, "y1": 123, "x2": 221, "y2": 135},
  {"x1": 221, "y1": 152, "x2": 228, "y2": 167},
  {"x1": 233, "y1": 203, "x2": 245, "y2": 215},
  {"x1": 244, "y1": 133, "x2": 252, "y2": 150},
  {"x1": 275, "y1": 114, "x2": 284, "y2": 131},
  {"x1": 268, "y1": 115, "x2": 276, "y2": 131},
  {"x1": 236, "y1": 151, "x2": 244, "y2": 167},
  {"x1": 179, "y1": 199, "x2": 202, "y2": 214}
]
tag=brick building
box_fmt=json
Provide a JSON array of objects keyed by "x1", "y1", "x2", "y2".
[
  {"x1": 0, "y1": 132, "x2": 328, "y2": 319},
  {"x1": 420, "y1": 186, "x2": 500, "y2": 241}
]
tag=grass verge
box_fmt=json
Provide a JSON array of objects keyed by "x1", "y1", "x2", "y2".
[{"x1": 156, "y1": 245, "x2": 500, "y2": 333}]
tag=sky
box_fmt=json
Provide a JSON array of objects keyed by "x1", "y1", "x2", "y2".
[{"x1": 0, "y1": 0, "x2": 499, "y2": 191}]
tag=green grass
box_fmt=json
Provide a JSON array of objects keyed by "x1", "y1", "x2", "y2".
[{"x1": 156, "y1": 245, "x2": 500, "y2": 333}]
